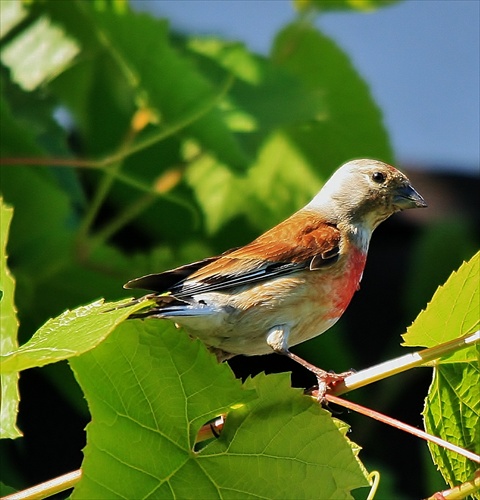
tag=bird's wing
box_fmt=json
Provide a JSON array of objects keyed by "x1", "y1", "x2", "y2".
[{"x1": 124, "y1": 214, "x2": 341, "y2": 297}]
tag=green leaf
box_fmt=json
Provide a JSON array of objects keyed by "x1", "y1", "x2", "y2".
[
  {"x1": 403, "y1": 252, "x2": 480, "y2": 492},
  {"x1": 0, "y1": 198, "x2": 21, "y2": 439},
  {"x1": 0, "y1": 481, "x2": 17, "y2": 497},
  {"x1": 83, "y1": 5, "x2": 248, "y2": 168},
  {"x1": 202, "y1": 373, "x2": 369, "y2": 499},
  {"x1": 294, "y1": 0, "x2": 400, "y2": 13},
  {"x1": 402, "y1": 251, "x2": 479, "y2": 362},
  {"x1": 71, "y1": 321, "x2": 369, "y2": 498},
  {"x1": 0, "y1": 14, "x2": 80, "y2": 91},
  {"x1": 187, "y1": 37, "x2": 326, "y2": 136},
  {"x1": 246, "y1": 131, "x2": 323, "y2": 229},
  {"x1": 423, "y1": 361, "x2": 480, "y2": 493},
  {"x1": 184, "y1": 150, "x2": 248, "y2": 234},
  {"x1": 0, "y1": 298, "x2": 146, "y2": 374},
  {"x1": 272, "y1": 22, "x2": 393, "y2": 170}
]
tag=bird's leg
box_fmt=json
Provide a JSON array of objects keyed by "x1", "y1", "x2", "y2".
[{"x1": 266, "y1": 326, "x2": 352, "y2": 400}]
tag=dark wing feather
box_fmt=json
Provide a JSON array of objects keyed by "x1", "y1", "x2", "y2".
[{"x1": 124, "y1": 257, "x2": 218, "y2": 292}]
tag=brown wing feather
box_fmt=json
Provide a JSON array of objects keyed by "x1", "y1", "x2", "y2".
[{"x1": 189, "y1": 211, "x2": 341, "y2": 279}]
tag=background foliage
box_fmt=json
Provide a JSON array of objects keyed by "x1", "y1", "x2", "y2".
[{"x1": 0, "y1": 0, "x2": 478, "y2": 498}]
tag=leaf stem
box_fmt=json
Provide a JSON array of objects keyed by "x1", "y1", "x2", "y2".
[
  {"x1": 333, "y1": 331, "x2": 480, "y2": 395},
  {"x1": 324, "y1": 394, "x2": 480, "y2": 464}
]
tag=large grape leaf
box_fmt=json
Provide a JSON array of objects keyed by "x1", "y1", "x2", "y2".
[
  {"x1": 0, "y1": 199, "x2": 21, "y2": 439},
  {"x1": 403, "y1": 252, "x2": 479, "y2": 492},
  {"x1": 70, "y1": 320, "x2": 369, "y2": 499}
]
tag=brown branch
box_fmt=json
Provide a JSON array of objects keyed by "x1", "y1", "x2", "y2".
[{"x1": 322, "y1": 393, "x2": 480, "y2": 464}]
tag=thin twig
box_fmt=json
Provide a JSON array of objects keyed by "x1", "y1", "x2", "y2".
[{"x1": 323, "y1": 393, "x2": 480, "y2": 464}]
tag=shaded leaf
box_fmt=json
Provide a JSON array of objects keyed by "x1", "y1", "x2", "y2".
[
  {"x1": 404, "y1": 218, "x2": 478, "y2": 327},
  {"x1": 423, "y1": 361, "x2": 480, "y2": 493},
  {"x1": 0, "y1": 199, "x2": 21, "y2": 439},
  {"x1": 0, "y1": 298, "x2": 146, "y2": 373}
]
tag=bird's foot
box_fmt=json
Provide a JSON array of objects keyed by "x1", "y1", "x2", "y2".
[
  {"x1": 286, "y1": 350, "x2": 353, "y2": 401},
  {"x1": 311, "y1": 369, "x2": 354, "y2": 402}
]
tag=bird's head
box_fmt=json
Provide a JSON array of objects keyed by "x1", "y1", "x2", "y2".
[{"x1": 307, "y1": 159, "x2": 427, "y2": 230}]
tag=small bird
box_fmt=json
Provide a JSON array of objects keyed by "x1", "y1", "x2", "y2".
[{"x1": 125, "y1": 159, "x2": 426, "y2": 392}]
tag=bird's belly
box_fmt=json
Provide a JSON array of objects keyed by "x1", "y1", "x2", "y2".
[{"x1": 173, "y1": 248, "x2": 367, "y2": 356}]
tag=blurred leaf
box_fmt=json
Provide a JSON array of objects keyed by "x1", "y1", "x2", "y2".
[
  {"x1": 0, "y1": 86, "x2": 44, "y2": 157},
  {"x1": 0, "y1": 481, "x2": 16, "y2": 496},
  {"x1": 71, "y1": 320, "x2": 368, "y2": 498},
  {"x1": 246, "y1": 130, "x2": 322, "y2": 228},
  {"x1": 423, "y1": 361, "x2": 480, "y2": 493},
  {"x1": 0, "y1": 199, "x2": 21, "y2": 439},
  {"x1": 0, "y1": 0, "x2": 28, "y2": 39},
  {"x1": 82, "y1": 4, "x2": 248, "y2": 168},
  {"x1": 0, "y1": 298, "x2": 146, "y2": 374},
  {"x1": 187, "y1": 37, "x2": 326, "y2": 136},
  {"x1": 294, "y1": 0, "x2": 400, "y2": 13},
  {"x1": 185, "y1": 151, "x2": 248, "y2": 234},
  {"x1": 272, "y1": 22, "x2": 393, "y2": 169},
  {"x1": 0, "y1": 15, "x2": 80, "y2": 91},
  {"x1": 0, "y1": 167, "x2": 74, "y2": 279},
  {"x1": 402, "y1": 251, "x2": 479, "y2": 362}
]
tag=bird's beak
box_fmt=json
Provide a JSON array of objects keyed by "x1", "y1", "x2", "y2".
[{"x1": 392, "y1": 183, "x2": 427, "y2": 210}]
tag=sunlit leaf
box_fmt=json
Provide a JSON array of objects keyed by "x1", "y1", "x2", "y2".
[
  {"x1": 0, "y1": 0, "x2": 28, "y2": 39},
  {"x1": 71, "y1": 320, "x2": 369, "y2": 498},
  {"x1": 403, "y1": 251, "x2": 479, "y2": 362},
  {"x1": 0, "y1": 298, "x2": 146, "y2": 374},
  {"x1": 185, "y1": 151, "x2": 248, "y2": 234},
  {"x1": 0, "y1": 199, "x2": 21, "y2": 439},
  {"x1": 1, "y1": 15, "x2": 80, "y2": 91}
]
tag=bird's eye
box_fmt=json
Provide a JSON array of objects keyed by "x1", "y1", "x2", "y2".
[{"x1": 372, "y1": 171, "x2": 386, "y2": 184}]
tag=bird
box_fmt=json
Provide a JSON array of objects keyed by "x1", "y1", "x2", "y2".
[{"x1": 125, "y1": 159, "x2": 427, "y2": 394}]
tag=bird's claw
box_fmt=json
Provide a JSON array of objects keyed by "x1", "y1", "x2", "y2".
[{"x1": 307, "y1": 370, "x2": 355, "y2": 402}]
